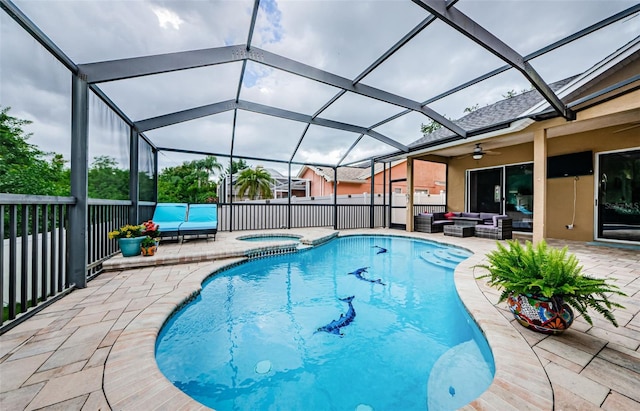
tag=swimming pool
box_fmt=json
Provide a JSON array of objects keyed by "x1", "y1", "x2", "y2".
[{"x1": 156, "y1": 235, "x2": 494, "y2": 410}]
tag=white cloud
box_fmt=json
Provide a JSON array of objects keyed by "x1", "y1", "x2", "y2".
[
  {"x1": 151, "y1": 6, "x2": 184, "y2": 30},
  {"x1": 3, "y1": 0, "x2": 638, "y2": 173}
]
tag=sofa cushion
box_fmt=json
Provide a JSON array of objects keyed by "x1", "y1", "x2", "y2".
[
  {"x1": 432, "y1": 212, "x2": 446, "y2": 220},
  {"x1": 433, "y1": 220, "x2": 454, "y2": 226},
  {"x1": 479, "y1": 212, "x2": 497, "y2": 224},
  {"x1": 492, "y1": 215, "x2": 509, "y2": 226},
  {"x1": 460, "y1": 212, "x2": 480, "y2": 218}
]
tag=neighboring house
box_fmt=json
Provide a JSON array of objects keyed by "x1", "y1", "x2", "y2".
[
  {"x1": 218, "y1": 167, "x2": 310, "y2": 201},
  {"x1": 297, "y1": 160, "x2": 446, "y2": 197},
  {"x1": 405, "y1": 38, "x2": 639, "y2": 245}
]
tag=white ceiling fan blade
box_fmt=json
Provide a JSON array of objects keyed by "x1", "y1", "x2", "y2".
[{"x1": 613, "y1": 123, "x2": 640, "y2": 133}]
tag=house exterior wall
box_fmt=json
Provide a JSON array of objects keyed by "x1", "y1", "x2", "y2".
[
  {"x1": 434, "y1": 87, "x2": 640, "y2": 242},
  {"x1": 446, "y1": 142, "x2": 534, "y2": 213},
  {"x1": 298, "y1": 168, "x2": 333, "y2": 197},
  {"x1": 300, "y1": 161, "x2": 446, "y2": 197},
  {"x1": 545, "y1": 128, "x2": 638, "y2": 241}
]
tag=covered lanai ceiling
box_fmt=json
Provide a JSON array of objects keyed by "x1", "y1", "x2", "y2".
[{"x1": 2, "y1": 0, "x2": 639, "y2": 170}]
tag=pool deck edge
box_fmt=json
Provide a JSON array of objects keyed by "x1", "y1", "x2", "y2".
[{"x1": 1, "y1": 228, "x2": 638, "y2": 410}]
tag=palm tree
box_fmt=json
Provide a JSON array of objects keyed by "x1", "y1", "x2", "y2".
[
  {"x1": 191, "y1": 156, "x2": 223, "y2": 193},
  {"x1": 194, "y1": 156, "x2": 223, "y2": 180},
  {"x1": 235, "y1": 166, "x2": 274, "y2": 200}
]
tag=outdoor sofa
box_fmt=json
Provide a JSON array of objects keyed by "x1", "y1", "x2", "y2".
[
  {"x1": 151, "y1": 203, "x2": 217, "y2": 241},
  {"x1": 414, "y1": 211, "x2": 512, "y2": 239}
]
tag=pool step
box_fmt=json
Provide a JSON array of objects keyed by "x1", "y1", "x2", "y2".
[{"x1": 420, "y1": 247, "x2": 472, "y2": 269}]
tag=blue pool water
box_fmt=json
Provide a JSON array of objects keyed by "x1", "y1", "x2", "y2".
[{"x1": 156, "y1": 235, "x2": 494, "y2": 410}]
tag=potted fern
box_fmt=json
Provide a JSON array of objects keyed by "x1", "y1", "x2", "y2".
[{"x1": 476, "y1": 240, "x2": 626, "y2": 334}]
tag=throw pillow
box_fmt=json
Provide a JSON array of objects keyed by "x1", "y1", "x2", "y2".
[{"x1": 444, "y1": 212, "x2": 455, "y2": 220}]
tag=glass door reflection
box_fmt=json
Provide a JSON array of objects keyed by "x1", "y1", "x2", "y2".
[{"x1": 597, "y1": 149, "x2": 640, "y2": 243}]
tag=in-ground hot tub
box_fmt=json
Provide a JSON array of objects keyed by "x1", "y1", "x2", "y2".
[{"x1": 237, "y1": 234, "x2": 302, "y2": 242}]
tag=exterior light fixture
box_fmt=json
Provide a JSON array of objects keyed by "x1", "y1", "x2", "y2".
[{"x1": 472, "y1": 143, "x2": 484, "y2": 160}]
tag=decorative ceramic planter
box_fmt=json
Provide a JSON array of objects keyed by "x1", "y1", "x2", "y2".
[
  {"x1": 141, "y1": 245, "x2": 157, "y2": 257},
  {"x1": 507, "y1": 294, "x2": 574, "y2": 334},
  {"x1": 118, "y1": 237, "x2": 144, "y2": 257}
]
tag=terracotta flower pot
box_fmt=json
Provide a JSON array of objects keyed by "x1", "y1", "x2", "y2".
[
  {"x1": 507, "y1": 294, "x2": 574, "y2": 334},
  {"x1": 141, "y1": 245, "x2": 157, "y2": 257}
]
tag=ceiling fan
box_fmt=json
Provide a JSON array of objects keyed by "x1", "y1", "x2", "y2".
[
  {"x1": 456, "y1": 143, "x2": 500, "y2": 160},
  {"x1": 612, "y1": 122, "x2": 640, "y2": 134}
]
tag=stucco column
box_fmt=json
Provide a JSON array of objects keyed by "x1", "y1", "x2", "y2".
[
  {"x1": 533, "y1": 128, "x2": 547, "y2": 244},
  {"x1": 406, "y1": 157, "x2": 414, "y2": 231}
]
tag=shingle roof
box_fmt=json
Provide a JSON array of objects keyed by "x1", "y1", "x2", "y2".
[
  {"x1": 314, "y1": 166, "x2": 367, "y2": 182},
  {"x1": 305, "y1": 162, "x2": 395, "y2": 182},
  {"x1": 409, "y1": 76, "x2": 579, "y2": 148}
]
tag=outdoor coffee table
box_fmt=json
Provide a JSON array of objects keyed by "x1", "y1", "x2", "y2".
[{"x1": 444, "y1": 224, "x2": 475, "y2": 237}]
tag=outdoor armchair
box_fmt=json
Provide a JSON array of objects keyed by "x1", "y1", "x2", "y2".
[
  {"x1": 474, "y1": 215, "x2": 513, "y2": 240},
  {"x1": 179, "y1": 204, "x2": 218, "y2": 241},
  {"x1": 414, "y1": 212, "x2": 454, "y2": 233},
  {"x1": 152, "y1": 203, "x2": 188, "y2": 238}
]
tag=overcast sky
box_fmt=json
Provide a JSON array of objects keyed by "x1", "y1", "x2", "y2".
[{"x1": 2, "y1": 0, "x2": 638, "y2": 175}]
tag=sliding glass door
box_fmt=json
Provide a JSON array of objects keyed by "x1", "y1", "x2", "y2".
[
  {"x1": 468, "y1": 163, "x2": 533, "y2": 232},
  {"x1": 468, "y1": 168, "x2": 502, "y2": 214},
  {"x1": 505, "y1": 164, "x2": 534, "y2": 231},
  {"x1": 596, "y1": 148, "x2": 640, "y2": 243}
]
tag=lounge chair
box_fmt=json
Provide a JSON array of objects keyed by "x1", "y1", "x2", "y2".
[
  {"x1": 474, "y1": 216, "x2": 513, "y2": 240},
  {"x1": 179, "y1": 204, "x2": 218, "y2": 241},
  {"x1": 152, "y1": 203, "x2": 188, "y2": 238}
]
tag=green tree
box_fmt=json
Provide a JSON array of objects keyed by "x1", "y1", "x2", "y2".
[
  {"x1": 502, "y1": 88, "x2": 531, "y2": 99},
  {"x1": 158, "y1": 156, "x2": 222, "y2": 203},
  {"x1": 235, "y1": 166, "x2": 274, "y2": 200},
  {"x1": 420, "y1": 119, "x2": 443, "y2": 134},
  {"x1": 193, "y1": 156, "x2": 223, "y2": 187},
  {"x1": 88, "y1": 156, "x2": 129, "y2": 200},
  {"x1": 420, "y1": 114, "x2": 454, "y2": 135},
  {"x1": 502, "y1": 89, "x2": 518, "y2": 99},
  {"x1": 139, "y1": 170, "x2": 155, "y2": 202},
  {"x1": 228, "y1": 159, "x2": 249, "y2": 175},
  {"x1": 0, "y1": 107, "x2": 70, "y2": 195},
  {"x1": 219, "y1": 158, "x2": 249, "y2": 184},
  {"x1": 464, "y1": 104, "x2": 480, "y2": 113}
]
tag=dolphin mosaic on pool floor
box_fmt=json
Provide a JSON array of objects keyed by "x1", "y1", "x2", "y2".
[{"x1": 0, "y1": 228, "x2": 638, "y2": 410}]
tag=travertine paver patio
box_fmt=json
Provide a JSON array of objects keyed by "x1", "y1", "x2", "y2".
[{"x1": 0, "y1": 228, "x2": 638, "y2": 410}]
